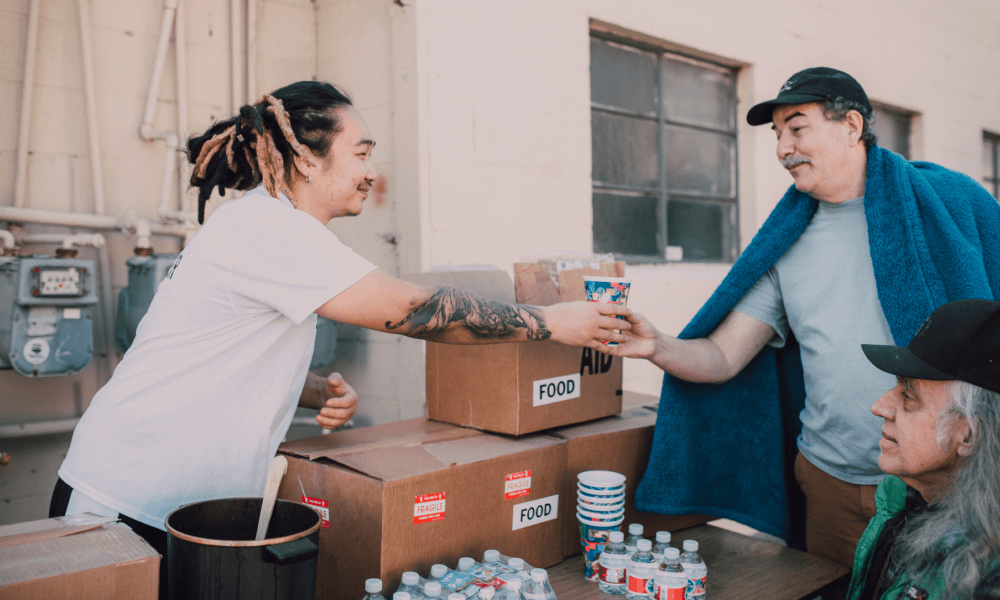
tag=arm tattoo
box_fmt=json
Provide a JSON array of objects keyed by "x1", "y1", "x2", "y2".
[{"x1": 385, "y1": 287, "x2": 552, "y2": 341}]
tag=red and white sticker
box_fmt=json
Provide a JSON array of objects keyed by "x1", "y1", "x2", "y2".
[
  {"x1": 301, "y1": 495, "x2": 329, "y2": 529},
  {"x1": 414, "y1": 492, "x2": 446, "y2": 524},
  {"x1": 504, "y1": 470, "x2": 532, "y2": 500}
]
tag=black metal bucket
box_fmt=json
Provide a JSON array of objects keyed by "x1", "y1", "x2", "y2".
[{"x1": 166, "y1": 498, "x2": 320, "y2": 600}]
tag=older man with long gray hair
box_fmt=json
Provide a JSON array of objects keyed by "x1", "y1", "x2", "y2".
[{"x1": 847, "y1": 299, "x2": 1000, "y2": 599}]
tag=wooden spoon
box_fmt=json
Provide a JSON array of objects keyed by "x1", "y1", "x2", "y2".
[{"x1": 255, "y1": 455, "x2": 288, "y2": 541}]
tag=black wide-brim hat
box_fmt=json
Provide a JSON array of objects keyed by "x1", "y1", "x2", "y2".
[
  {"x1": 862, "y1": 299, "x2": 1000, "y2": 394},
  {"x1": 747, "y1": 67, "x2": 873, "y2": 126}
]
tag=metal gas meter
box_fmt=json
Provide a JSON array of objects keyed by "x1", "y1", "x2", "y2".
[{"x1": 0, "y1": 255, "x2": 98, "y2": 377}]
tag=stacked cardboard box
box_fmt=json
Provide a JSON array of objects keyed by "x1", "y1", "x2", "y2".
[{"x1": 0, "y1": 513, "x2": 159, "y2": 600}]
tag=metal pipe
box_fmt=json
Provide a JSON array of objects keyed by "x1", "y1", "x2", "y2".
[
  {"x1": 0, "y1": 206, "x2": 189, "y2": 238},
  {"x1": 19, "y1": 232, "x2": 106, "y2": 249},
  {"x1": 0, "y1": 418, "x2": 80, "y2": 439},
  {"x1": 14, "y1": 0, "x2": 42, "y2": 208},
  {"x1": 175, "y1": 0, "x2": 191, "y2": 213},
  {"x1": 77, "y1": 0, "x2": 106, "y2": 215},
  {"x1": 0, "y1": 230, "x2": 15, "y2": 250},
  {"x1": 140, "y1": 0, "x2": 179, "y2": 140},
  {"x1": 230, "y1": 0, "x2": 243, "y2": 113},
  {"x1": 246, "y1": 0, "x2": 257, "y2": 101}
]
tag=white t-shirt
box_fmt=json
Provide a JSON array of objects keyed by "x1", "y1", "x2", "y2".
[{"x1": 59, "y1": 186, "x2": 377, "y2": 530}]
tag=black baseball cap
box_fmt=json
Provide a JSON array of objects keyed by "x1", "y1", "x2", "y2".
[
  {"x1": 862, "y1": 299, "x2": 1000, "y2": 394},
  {"x1": 746, "y1": 67, "x2": 873, "y2": 126}
]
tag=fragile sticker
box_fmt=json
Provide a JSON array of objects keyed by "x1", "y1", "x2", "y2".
[
  {"x1": 301, "y1": 495, "x2": 329, "y2": 529},
  {"x1": 504, "y1": 470, "x2": 532, "y2": 500},
  {"x1": 512, "y1": 494, "x2": 558, "y2": 531},
  {"x1": 532, "y1": 373, "x2": 581, "y2": 406},
  {"x1": 414, "y1": 492, "x2": 446, "y2": 524}
]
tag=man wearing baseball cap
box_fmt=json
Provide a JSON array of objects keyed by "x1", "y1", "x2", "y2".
[
  {"x1": 618, "y1": 66, "x2": 1000, "y2": 570},
  {"x1": 845, "y1": 299, "x2": 1000, "y2": 599}
]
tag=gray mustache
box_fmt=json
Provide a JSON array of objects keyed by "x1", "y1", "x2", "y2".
[{"x1": 781, "y1": 156, "x2": 811, "y2": 169}]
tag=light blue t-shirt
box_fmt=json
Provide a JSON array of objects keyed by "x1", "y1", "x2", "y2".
[{"x1": 733, "y1": 197, "x2": 894, "y2": 484}]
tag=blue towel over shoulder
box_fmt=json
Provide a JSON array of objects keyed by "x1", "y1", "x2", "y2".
[{"x1": 634, "y1": 147, "x2": 1000, "y2": 542}]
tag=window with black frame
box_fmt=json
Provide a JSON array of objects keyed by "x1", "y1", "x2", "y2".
[
  {"x1": 590, "y1": 35, "x2": 739, "y2": 263},
  {"x1": 871, "y1": 104, "x2": 912, "y2": 160},
  {"x1": 984, "y1": 132, "x2": 1000, "y2": 199}
]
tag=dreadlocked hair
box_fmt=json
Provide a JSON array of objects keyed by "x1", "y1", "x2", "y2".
[{"x1": 186, "y1": 81, "x2": 353, "y2": 223}]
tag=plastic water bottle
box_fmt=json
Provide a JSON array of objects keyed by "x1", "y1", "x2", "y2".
[
  {"x1": 680, "y1": 540, "x2": 707, "y2": 600},
  {"x1": 430, "y1": 565, "x2": 449, "y2": 582},
  {"x1": 394, "y1": 594, "x2": 411, "y2": 600},
  {"x1": 625, "y1": 523, "x2": 646, "y2": 557},
  {"x1": 527, "y1": 569, "x2": 557, "y2": 600},
  {"x1": 396, "y1": 571, "x2": 426, "y2": 600},
  {"x1": 652, "y1": 531, "x2": 672, "y2": 563},
  {"x1": 364, "y1": 578, "x2": 388, "y2": 600},
  {"x1": 483, "y1": 550, "x2": 502, "y2": 564},
  {"x1": 598, "y1": 531, "x2": 629, "y2": 595},
  {"x1": 654, "y1": 548, "x2": 686, "y2": 600},
  {"x1": 458, "y1": 557, "x2": 476, "y2": 572},
  {"x1": 478, "y1": 587, "x2": 496, "y2": 600},
  {"x1": 626, "y1": 539, "x2": 657, "y2": 599},
  {"x1": 498, "y1": 577, "x2": 523, "y2": 600},
  {"x1": 424, "y1": 582, "x2": 443, "y2": 599},
  {"x1": 506, "y1": 557, "x2": 534, "y2": 582}
]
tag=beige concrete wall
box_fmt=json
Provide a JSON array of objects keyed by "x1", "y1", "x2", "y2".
[{"x1": 413, "y1": 0, "x2": 1000, "y2": 398}]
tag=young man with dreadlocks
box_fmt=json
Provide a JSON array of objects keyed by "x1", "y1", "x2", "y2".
[
  {"x1": 849, "y1": 299, "x2": 1000, "y2": 600},
  {"x1": 49, "y1": 81, "x2": 630, "y2": 583}
]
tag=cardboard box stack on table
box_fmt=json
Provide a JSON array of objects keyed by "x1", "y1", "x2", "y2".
[
  {"x1": 275, "y1": 259, "x2": 708, "y2": 600},
  {"x1": 0, "y1": 513, "x2": 159, "y2": 600}
]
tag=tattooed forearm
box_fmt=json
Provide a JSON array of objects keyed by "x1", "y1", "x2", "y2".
[{"x1": 385, "y1": 287, "x2": 552, "y2": 341}]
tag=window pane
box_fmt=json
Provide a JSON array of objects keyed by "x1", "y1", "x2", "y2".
[
  {"x1": 592, "y1": 111, "x2": 659, "y2": 189},
  {"x1": 590, "y1": 39, "x2": 658, "y2": 115},
  {"x1": 593, "y1": 192, "x2": 660, "y2": 256},
  {"x1": 668, "y1": 200, "x2": 735, "y2": 261},
  {"x1": 872, "y1": 106, "x2": 910, "y2": 159},
  {"x1": 983, "y1": 136, "x2": 996, "y2": 181},
  {"x1": 661, "y1": 56, "x2": 735, "y2": 130},
  {"x1": 663, "y1": 125, "x2": 735, "y2": 197}
]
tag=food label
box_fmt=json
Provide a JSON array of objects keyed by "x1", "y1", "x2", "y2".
[
  {"x1": 414, "y1": 492, "x2": 446, "y2": 524},
  {"x1": 532, "y1": 373, "x2": 581, "y2": 406},
  {"x1": 686, "y1": 577, "x2": 707, "y2": 596},
  {"x1": 599, "y1": 565, "x2": 626, "y2": 584},
  {"x1": 504, "y1": 470, "x2": 532, "y2": 500},
  {"x1": 300, "y1": 495, "x2": 329, "y2": 529},
  {"x1": 512, "y1": 494, "x2": 558, "y2": 531},
  {"x1": 655, "y1": 584, "x2": 686, "y2": 600}
]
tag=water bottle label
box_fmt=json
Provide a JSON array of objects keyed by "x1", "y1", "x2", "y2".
[
  {"x1": 440, "y1": 571, "x2": 476, "y2": 595},
  {"x1": 686, "y1": 577, "x2": 707, "y2": 596},
  {"x1": 655, "y1": 583, "x2": 685, "y2": 600},
  {"x1": 599, "y1": 565, "x2": 626, "y2": 584},
  {"x1": 413, "y1": 492, "x2": 446, "y2": 524},
  {"x1": 504, "y1": 470, "x2": 532, "y2": 500},
  {"x1": 627, "y1": 575, "x2": 654, "y2": 596}
]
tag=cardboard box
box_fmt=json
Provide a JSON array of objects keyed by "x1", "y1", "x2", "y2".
[
  {"x1": 551, "y1": 406, "x2": 714, "y2": 558},
  {"x1": 415, "y1": 268, "x2": 623, "y2": 436},
  {"x1": 0, "y1": 513, "x2": 159, "y2": 600},
  {"x1": 276, "y1": 418, "x2": 567, "y2": 600}
]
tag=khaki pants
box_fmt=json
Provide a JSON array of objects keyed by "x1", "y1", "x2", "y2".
[{"x1": 794, "y1": 452, "x2": 878, "y2": 568}]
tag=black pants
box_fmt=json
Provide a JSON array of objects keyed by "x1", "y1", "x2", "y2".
[{"x1": 50, "y1": 477, "x2": 169, "y2": 598}]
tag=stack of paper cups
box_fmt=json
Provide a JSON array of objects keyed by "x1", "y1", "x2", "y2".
[{"x1": 576, "y1": 470, "x2": 626, "y2": 581}]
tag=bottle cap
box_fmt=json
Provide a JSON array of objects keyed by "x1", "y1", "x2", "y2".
[
  {"x1": 508, "y1": 558, "x2": 524, "y2": 570},
  {"x1": 530, "y1": 568, "x2": 548, "y2": 582},
  {"x1": 458, "y1": 557, "x2": 475, "y2": 571},
  {"x1": 401, "y1": 572, "x2": 419, "y2": 586},
  {"x1": 449, "y1": 595, "x2": 465, "y2": 600},
  {"x1": 430, "y1": 564, "x2": 449, "y2": 579},
  {"x1": 479, "y1": 587, "x2": 496, "y2": 599},
  {"x1": 425, "y1": 582, "x2": 442, "y2": 597},
  {"x1": 656, "y1": 531, "x2": 671, "y2": 544},
  {"x1": 609, "y1": 531, "x2": 625, "y2": 543},
  {"x1": 628, "y1": 523, "x2": 644, "y2": 535},
  {"x1": 483, "y1": 549, "x2": 501, "y2": 563},
  {"x1": 365, "y1": 578, "x2": 382, "y2": 593},
  {"x1": 637, "y1": 539, "x2": 652, "y2": 551},
  {"x1": 683, "y1": 539, "x2": 699, "y2": 552},
  {"x1": 393, "y1": 594, "x2": 411, "y2": 600},
  {"x1": 664, "y1": 547, "x2": 680, "y2": 560},
  {"x1": 507, "y1": 578, "x2": 522, "y2": 590}
]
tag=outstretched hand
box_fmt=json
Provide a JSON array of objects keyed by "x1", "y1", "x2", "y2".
[
  {"x1": 592, "y1": 311, "x2": 660, "y2": 358},
  {"x1": 315, "y1": 372, "x2": 358, "y2": 430},
  {"x1": 543, "y1": 301, "x2": 633, "y2": 349}
]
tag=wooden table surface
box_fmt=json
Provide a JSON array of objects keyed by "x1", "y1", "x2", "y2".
[{"x1": 548, "y1": 524, "x2": 850, "y2": 600}]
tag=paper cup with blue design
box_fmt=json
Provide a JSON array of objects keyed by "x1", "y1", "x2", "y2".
[
  {"x1": 578, "y1": 513, "x2": 624, "y2": 581},
  {"x1": 582, "y1": 276, "x2": 632, "y2": 346}
]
